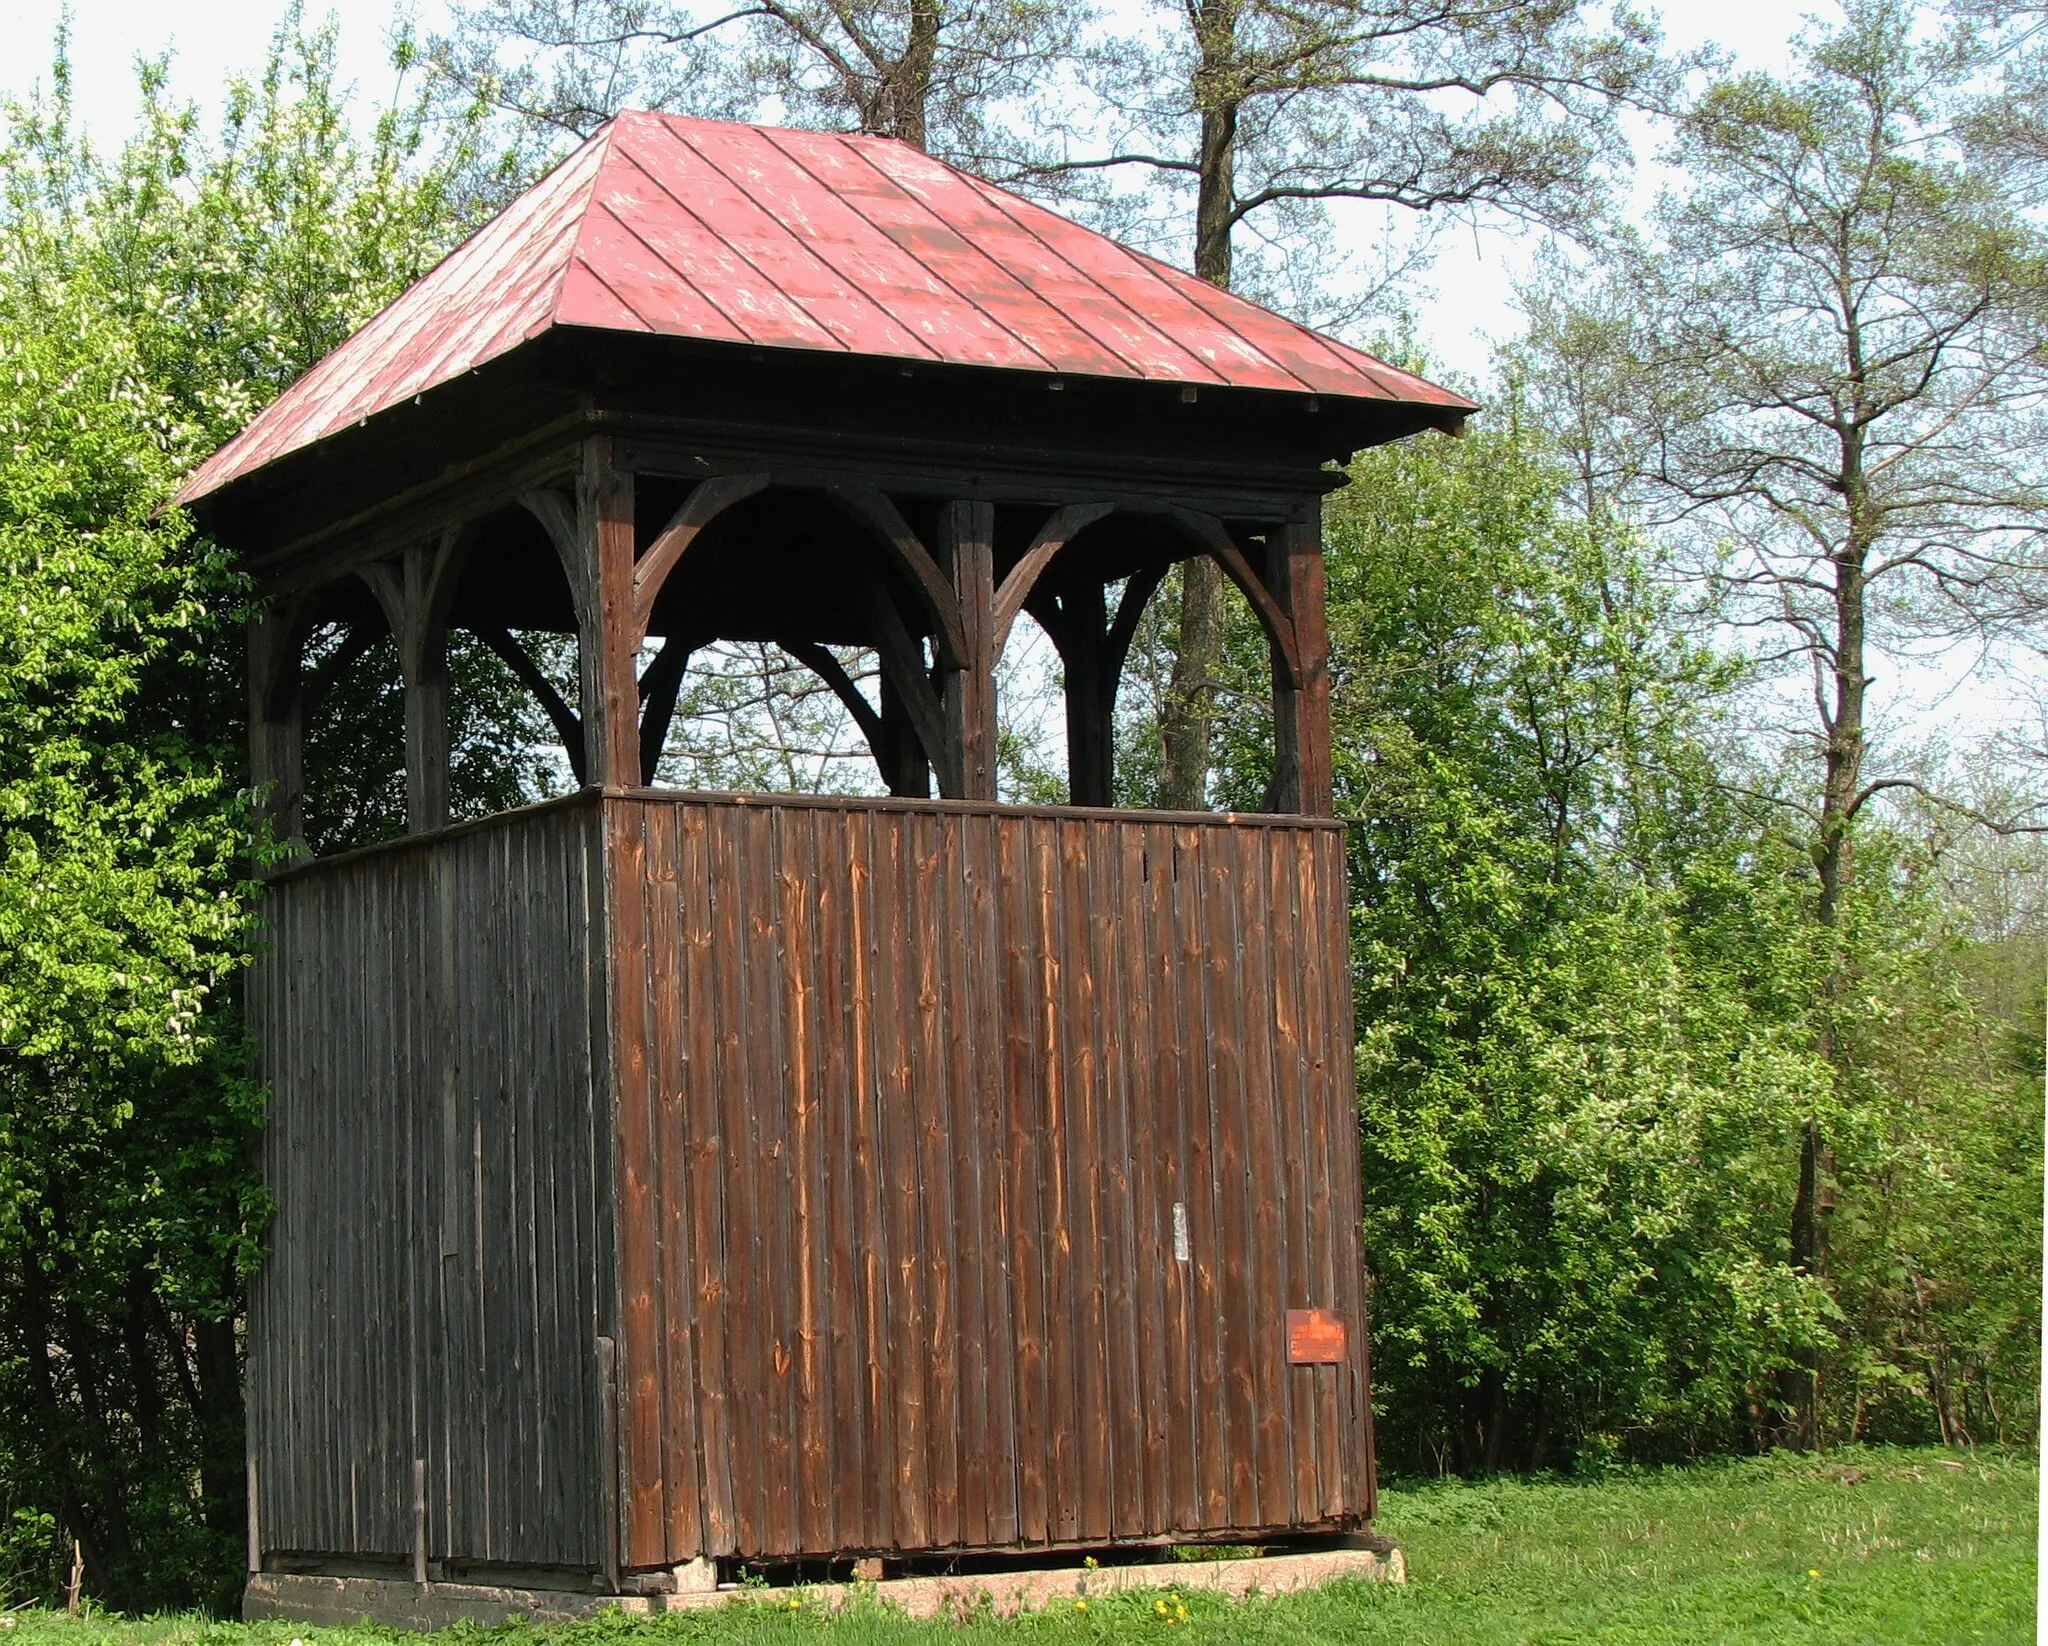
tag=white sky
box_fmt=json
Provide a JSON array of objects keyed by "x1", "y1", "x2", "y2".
[
  {"x1": 1, "y1": 0, "x2": 1804, "y2": 382},
  {"x1": 1, "y1": 0, "x2": 2030, "y2": 749}
]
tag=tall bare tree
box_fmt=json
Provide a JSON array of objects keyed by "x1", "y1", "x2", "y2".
[
  {"x1": 1024, "y1": 0, "x2": 1668, "y2": 807},
  {"x1": 422, "y1": 0, "x2": 1084, "y2": 172},
  {"x1": 1522, "y1": 0, "x2": 2048, "y2": 1444}
]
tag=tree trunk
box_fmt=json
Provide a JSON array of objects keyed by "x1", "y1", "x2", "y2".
[
  {"x1": 881, "y1": 0, "x2": 941, "y2": 150},
  {"x1": 1781, "y1": 427, "x2": 1873, "y2": 1450},
  {"x1": 1155, "y1": 7, "x2": 1239, "y2": 810}
]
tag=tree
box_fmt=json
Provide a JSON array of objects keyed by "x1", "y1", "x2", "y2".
[
  {"x1": 0, "y1": 24, "x2": 516, "y2": 1607},
  {"x1": 1202, "y1": 388, "x2": 1837, "y2": 1470},
  {"x1": 1521, "y1": 0, "x2": 2048, "y2": 1443},
  {"x1": 421, "y1": 0, "x2": 1085, "y2": 177},
  {"x1": 1037, "y1": 0, "x2": 1667, "y2": 808}
]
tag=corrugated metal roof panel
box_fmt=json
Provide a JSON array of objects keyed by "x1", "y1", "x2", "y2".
[{"x1": 176, "y1": 112, "x2": 1475, "y2": 505}]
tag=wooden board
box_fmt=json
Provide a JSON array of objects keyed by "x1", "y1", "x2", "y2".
[
  {"x1": 607, "y1": 791, "x2": 1369, "y2": 1565},
  {"x1": 246, "y1": 799, "x2": 611, "y2": 1573}
]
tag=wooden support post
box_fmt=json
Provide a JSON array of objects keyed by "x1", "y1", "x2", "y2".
[
  {"x1": 1060, "y1": 583, "x2": 1114, "y2": 808},
  {"x1": 411, "y1": 1457, "x2": 428, "y2": 1586},
  {"x1": 877, "y1": 671, "x2": 931, "y2": 798},
  {"x1": 248, "y1": 609, "x2": 307, "y2": 855},
  {"x1": 941, "y1": 500, "x2": 997, "y2": 801},
  {"x1": 246, "y1": 1452, "x2": 261, "y2": 1576},
  {"x1": 1269, "y1": 508, "x2": 1334, "y2": 816},
  {"x1": 578, "y1": 439, "x2": 642, "y2": 790},
  {"x1": 402, "y1": 541, "x2": 450, "y2": 835}
]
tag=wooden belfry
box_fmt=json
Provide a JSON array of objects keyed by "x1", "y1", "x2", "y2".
[{"x1": 180, "y1": 114, "x2": 1472, "y2": 1614}]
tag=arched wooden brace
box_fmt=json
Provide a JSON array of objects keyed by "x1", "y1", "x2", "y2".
[
  {"x1": 991, "y1": 501, "x2": 1114, "y2": 658},
  {"x1": 1159, "y1": 506, "x2": 1302, "y2": 689},
  {"x1": 824, "y1": 484, "x2": 969, "y2": 670},
  {"x1": 992, "y1": 502, "x2": 1301, "y2": 691},
  {"x1": 634, "y1": 634, "x2": 698, "y2": 785},
  {"x1": 825, "y1": 488, "x2": 981, "y2": 798},
  {"x1": 358, "y1": 525, "x2": 471, "y2": 834},
  {"x1": 782, "y1": 640, "x2": 888, "y2": 758},
  {"x1": 1024, "y1": 564, "x2": 1166, "y2": 808},
  {"x1": 631, "y1": 473, "x2": 771, "y2": 638},
  {"x1": 474, "y1": 625, "x2": 587, "y2": 786}
]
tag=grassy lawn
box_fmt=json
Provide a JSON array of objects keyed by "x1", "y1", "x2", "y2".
[{"x1": 5, "y1": 1446, "x2": 2035, "y2": 1645}]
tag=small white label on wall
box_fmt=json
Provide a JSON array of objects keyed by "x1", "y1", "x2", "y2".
[{"x1": 1172, "y1": 1201, "x2": 1190, "y2": 1263}]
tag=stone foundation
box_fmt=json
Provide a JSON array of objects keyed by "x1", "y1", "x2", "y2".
[{"x1": 246, "y1": 1543, "x2": 1404, "y2": 1629}]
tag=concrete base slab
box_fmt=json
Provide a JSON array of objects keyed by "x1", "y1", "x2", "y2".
[{"x1": 247, "y1": 1545, "x2": 1403, "y2": 1629}]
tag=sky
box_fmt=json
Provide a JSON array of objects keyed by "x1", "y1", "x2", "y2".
[
  {"x1": 0, "y1": 0, "x2": 2028, "y2": 747},
  {"x1": 0, "y1": 0, "x2": 1809, "y2": 380}
]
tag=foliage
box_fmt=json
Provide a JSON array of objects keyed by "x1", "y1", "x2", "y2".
[
  {"x1": 1202, "y1": 400, "x2": 2042, "y2": 1472},
  {"x1": 0, "y1": 19, "x2": 495, "y2": 1611},
  {"x1": 0, "y1": 1447, "x2": 2036, "y2": 1642}
]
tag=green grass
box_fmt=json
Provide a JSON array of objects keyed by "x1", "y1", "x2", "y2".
[{"x1": 6, "y1": 1446, "x2": 2036, "y2": 1644}]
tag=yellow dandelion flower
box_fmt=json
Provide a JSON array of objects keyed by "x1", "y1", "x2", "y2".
[
  {"x1": 1075, "y1": 1598, "x2": 1088, "y2": 1611},
  {"x1": 1808, "y1": 1569, "x2": 1821, "y2": 1579}
]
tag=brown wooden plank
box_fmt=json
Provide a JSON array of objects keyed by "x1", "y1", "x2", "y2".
[
  {"x1": 810, "y1": 804, "x2": 861, "y2": 1555},
  {"x1": 1118, "y1": 823, "x2": 1169, "y2": 1535},
  {"x1": 916, "y1": 812, "x2": 963, "y2": 1548},
  {"x1": 676, "y1": 801, "x2": 736, "y2": 1555},
  {"x1": 605, "y1": 800, "x2": 666, "y2": 1567},
  {"x1": 1061, "y1": 819, "x2": 1112, "y2": 1544},
  {"x1": 1198, "y1": 828, "x2": 1259, "y2": 1531},
  {"x1": 642, "y1": 800, "x2": 707, "y2": 1562},
  {"x1": 1149, "y1": 823, "x2": 1198, "y2": 1534},
  {"x1": 744, "y1": 802, "x2": 798, "y2": 1559},
  {"x1": 1171, "y1": 825, "x2": 1228, "y2": 1529},
  {"x1": 1266, "y1": 827, "x2": 1322, "y2": 1526},
  {"x1": 998, "y1": 814, "x2": 1048, "y2": 1544},
  {"x1": 1234, "y1": 826, "x2": 1292, "y2": 1531},
  {"x1": 705, "y1": 806, "x2": 766, "y2": 1557},
  {"x1": 1294, "y1": 832, "x2": 1345, "y2": 1520},
  {"x1": 1030, "y1": 818, "x2": 1080, "y2": 1546},
  {"x1": 845, "y1": 807, "x2": 895, "y2": 1551},
  {"x1": 778, "y1": 805, "x2": 833, "y2": 1555},
  {"x1": 951, "y1": 811, "x2": 996, "y2": 1548}
]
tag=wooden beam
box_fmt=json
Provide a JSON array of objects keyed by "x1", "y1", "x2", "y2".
[
  {"x1": 248, "y1": 605, "x2": 308, "y2": 856},
  {"x1": 826, "y1": 484, "x2": 968, "y2": 668},
  {"x1": 1267, "y1": 510, "x2": 1334, "y2": 815},
  {"x1": 1164, "y1": 504, "x2": 1302, "y2": 687},
  {"x1": 857, "y1": 581, "x2": 954, "y2": 797},
  {"x1": 475, "y1": 625, "x2": 587, "y2": 785},
  {"x1": 876, "y1": 670, "x2": 931, "y2": 798},
  {"x1": 1061, "y1": 584, "x2": 1114, "y2": 808},
  {"x1": 631, "y1": 473, "x2": 771, "y2": 637},
  {"x1": 783, "y1": 639, "x2": 887, "y2": 759},
  {"x1": 942, "y1": 500, "x2": 998, "y2": 802},
  {"x1": 578, "y1": 440, "x2": 642, "y2": 790},
  {"x1": 991, "y1": 501, "x2": 1113, "y2": 656},
  {"x1": 635, "y1": 636, "x2": 695, "y2": 785},
  {"x1": 401, "y1": 537, "x2": 452, "y2": 834}
]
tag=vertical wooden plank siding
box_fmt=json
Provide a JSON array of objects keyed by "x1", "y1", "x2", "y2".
[
  {"x1": 245, "y1": 799, "x2": 610, "y2": 1573},
  {"x1": 609, "y1": 793, "x2": 1368, "y2": 1566}
]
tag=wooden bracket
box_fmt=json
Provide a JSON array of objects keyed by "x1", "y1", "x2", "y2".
[
  {"x1": 826, "y1": 484, "x2": 968, "y2": 669},
  {"x1": 992, "y1": 500, "x2": 1113, "y2": 656},
  {"x1": 631, "y1": 473, "x2": 771, "y2": 638}
]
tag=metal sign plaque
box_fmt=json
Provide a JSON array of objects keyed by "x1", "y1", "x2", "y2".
[{"x1": 1286, "y1": 1309, "x2": 1347, "y2": 1365}]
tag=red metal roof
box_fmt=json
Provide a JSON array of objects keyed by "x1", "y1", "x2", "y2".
[{"x1": 177, "y1": 113, "x2": 1475, "y2": 505}]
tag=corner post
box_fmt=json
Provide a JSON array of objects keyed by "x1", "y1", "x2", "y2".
[
  {"x1": 1270, "y1": 505, "x2": 1334, "y2": 816},
  {"x1": 402, "y1": 540, "x2": 451, "y2": 835},
  {"x1": 1060, "y1": 583, "x2": 1115, "y2": 807},
  {"x1": 940, "y1": 500, "x2": 998, "y2": 801},
  {"x1": 248, "y1": 607, "x2": 307, "y2": 855},
  {"x1": 578, "y1": 438, "x2": 642, "y2": 790}
]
